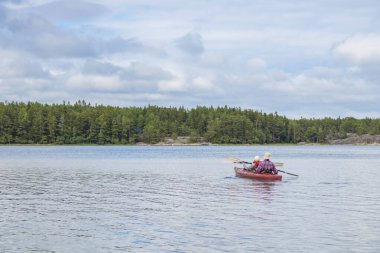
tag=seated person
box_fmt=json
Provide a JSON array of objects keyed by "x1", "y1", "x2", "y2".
[
  {"x1": 243, "y1": 156, "x2": 260, "y2": 171},
  {"x1": 256, "y1": 152, "x2": 278, "y2": 174}
]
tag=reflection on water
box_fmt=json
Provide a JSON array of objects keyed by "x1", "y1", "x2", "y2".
[
  {"x1": 1, "y1": 146, "x2": 380, "y2": 253},
  {"x1": 251, "y1": 181, "x2": 278, "y2": 201}
]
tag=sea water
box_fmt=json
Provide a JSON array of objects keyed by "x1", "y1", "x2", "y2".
[{"x1": 1, "y1": 145, "x2": 380, "y2": 252}]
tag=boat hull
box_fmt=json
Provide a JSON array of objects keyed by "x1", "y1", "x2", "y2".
[{"x1": 234, "y1": 167, "x2": 282, "y2": 181}]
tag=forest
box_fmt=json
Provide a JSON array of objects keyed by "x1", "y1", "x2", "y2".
[{"x1": 0, "y1": 101, "x2": 380, "y2": 145}]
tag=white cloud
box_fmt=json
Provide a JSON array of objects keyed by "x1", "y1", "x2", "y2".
[
  {"x1": 0, "y1": 51, "x2": 49, "y2": 78},
  {"x1": 333, "y1": 34, "x2": 380, "y2": 65},
  {"x1": 158, "y1": 79, "x2": 186, "y2": 92},
  {"x1": 0, "y1": 77, "x2": 53, "y2": 98},
  {"x1": 192, "y1": 76, "x2": 214, "y2": 91},
  {"x1": 247, "y1": 58, "x2": 267, "y2": 71},
  {"x1": 125, "y1": 62, "x2": 172, "y2": 81},
  {"x1": 67, "y1": 74, "x2": 125, "y2": 92},
  {"x1": 200, "y1": 52, "x2": 226, "y2": 67}
]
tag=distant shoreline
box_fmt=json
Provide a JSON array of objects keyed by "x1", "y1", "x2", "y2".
[{"x1": 0, "y1": 143, "x2": 379, "y2": 146}]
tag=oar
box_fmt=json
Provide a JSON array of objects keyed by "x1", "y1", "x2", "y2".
[
  {"x1": 228, "y1": 157, "x2": 284, "y2": 167},
  {"x1": 277, "y1": 169, "x2": 298, "y2": 177}
]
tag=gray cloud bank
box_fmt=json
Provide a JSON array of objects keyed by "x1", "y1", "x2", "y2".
[{"x1": 1, "y1": 0, "x2": 380, "y2": 118}]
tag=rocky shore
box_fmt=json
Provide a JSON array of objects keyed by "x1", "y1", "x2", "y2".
[
  {"x1": 134, "y1": 134, "x2": 380, "y2": 146},
  {"x1": 330, "y1": 134, "x2": 380, "y2": 145},
  {"x1": 136, "y1": 136, "x2": 211, "y2": 146}
]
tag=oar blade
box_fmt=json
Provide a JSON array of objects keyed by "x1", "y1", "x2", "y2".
[
  {"x1": 227, "y1": 157, "x2": 240, "y2": 163},
  {"x1": 227, "y1": 157, "x2": 248, "y2": 164}
]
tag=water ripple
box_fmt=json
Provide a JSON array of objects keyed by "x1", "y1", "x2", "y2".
[{"x1": 1, "y1": 146, "x2": 380, "y2": 252}]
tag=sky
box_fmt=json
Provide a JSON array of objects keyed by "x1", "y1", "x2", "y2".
[{"x1": 1, "y1": 0, "x2": 380, "y2": 118}]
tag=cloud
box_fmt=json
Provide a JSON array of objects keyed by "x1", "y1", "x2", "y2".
[
  {"x1": 70, "y1": 60, "x2": 174, "y2": 93},
  {"x1": 82, "y1": 60, "x2": 124, "y2": 76},
  {"x1": 0, "y1": 0, "x2": 23, "y2": 4},
  {"x1": 333, "y1": 34, "x2": 380, "y2": 65},
  {"x1": 192, "y1": 76, "x2": 215, "y2": 91},
  {"x1": 200, "y1": 52, "x2": 226, "y2": 67},
  {"x1": 123, "y1": 62, "x2": 173, "y2": 81},
  {"x1": 175, "y1": 32, "x2": 204, "y2": 55},
  {"x1": 158, "y1": 79, "x2": 186, "y2": 92},
  {"x1": 252, "y1": 66, "x2": 376, "y2": 102},
  {"x1": 1, "y1": 12, "x2": 147, "y2": 58},
  {"x1": 1, "y1": 0, "x2": 380, "y2": 117},
  {"x1": 3, "y1": 14, "x2": 95, "y2": 58},
  {"x1": 67, "y1": 74, "x2": 125, "y2": 93},
  {"x1": 0, "y1": 50, "x2": 50, "y2": 78},
  {"x1": 101, "y1": 37, "x2": 144, "y2": 54},
  {"x1": 247, "y1": 58, "x2": 267, "y2": 71},
  {"x1": 0, "y1": 5, "x2": 7, "y2": 24},
  {"x1": 83, "y1": 60, "x2": 173, "y2": 81},
  {"x1": 34, "y1": 0, "x2": 108, "y2": 21},
  {"x1": 0, "y1": 59, "x2": 49, "y2": 79}
]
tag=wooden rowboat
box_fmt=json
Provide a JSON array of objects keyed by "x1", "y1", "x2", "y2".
[{"x1": 234, "y1": 167, "x2": 282, "y2": 181}]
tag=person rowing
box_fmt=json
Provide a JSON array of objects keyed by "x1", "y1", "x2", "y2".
[
  {"x1": 243, "y1": 155, "x2": 260, "y2": 171},
  {"x1": 255, "y1": 152, "x2": 278, "y2": 174}
]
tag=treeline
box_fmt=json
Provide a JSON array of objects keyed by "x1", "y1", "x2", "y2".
[{"x1": 0, "y1": 101, "x2": 380, "y2": 144}]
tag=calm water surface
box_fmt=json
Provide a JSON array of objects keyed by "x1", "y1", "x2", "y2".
[{"x1": 1, "y1": 146, "x2": 380, "y2": 252}]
